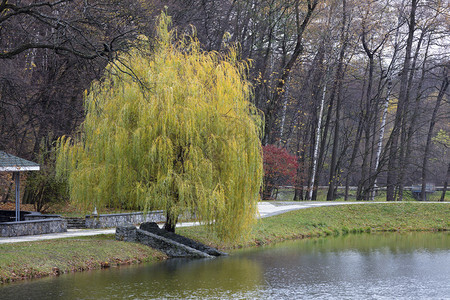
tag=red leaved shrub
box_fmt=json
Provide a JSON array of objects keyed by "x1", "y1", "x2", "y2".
[{"x1": 262, "y1": 145, "x2": 298, "y2": 199}]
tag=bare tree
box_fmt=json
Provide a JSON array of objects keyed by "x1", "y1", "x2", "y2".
[
  {"x1": 326, "y1": 0, "x2": 350, "y2": 200},
  {"x1": 386, "y1": 0, "x2": 419, "y2": 201},
  {"x1": 0, "y1": 0, "x2": 146, "y2": 60},
  {"x1": 421, "y1": 65, "x2": 449, "y2": 200}
]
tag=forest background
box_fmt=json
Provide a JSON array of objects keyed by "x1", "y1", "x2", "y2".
[{"x1": 0, "y1": 0, "x2": 449, "y2": 206}]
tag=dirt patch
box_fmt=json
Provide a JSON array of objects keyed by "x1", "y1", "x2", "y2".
[{"x1": 0, "y1": 202, "x2": 35, "y2": 212}]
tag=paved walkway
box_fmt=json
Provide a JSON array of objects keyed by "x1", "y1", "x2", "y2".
[
  {"x1": 257, "y1": 201, "x2": 374, "y2": 218},
  {"x1": 0, "y1": 201, "x2": 435, "y2": 244}
]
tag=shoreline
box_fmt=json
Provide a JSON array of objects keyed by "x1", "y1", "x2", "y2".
[
  {"x1": 0, "y1": 235, "x2": 167, "y2": 283},
  {"x1": 178, "y1": 202, "x2": 449, "y2": 249},
  {"x1": 1, "y1": 202, "x2": 448, "y2": 284}
]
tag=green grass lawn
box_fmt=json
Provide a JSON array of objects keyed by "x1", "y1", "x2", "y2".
[
  {"x1": 178, "y1": 202, "x2": 450, "y2": 249},
  {"x1": 0, "y1": 235, "x2": 166, "y2": 283}
]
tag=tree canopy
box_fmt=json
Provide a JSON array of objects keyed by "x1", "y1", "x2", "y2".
[{"x1": 56, "y1": 13, "x2": 263, "y2": 241}]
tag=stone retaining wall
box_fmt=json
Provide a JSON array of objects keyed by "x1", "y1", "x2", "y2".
[
  {"x1": 116, "y1": 224, "x2": 212, "y2": 258},
  {"x1": 24, "y1": 213, "x2": 62, "y2": 221},
  {"x1": 0, "y1": 219, "x2": 67, "y2": 237},
  {"x1": 85, "y1": 211, "x2": 165, "y2": 228}
]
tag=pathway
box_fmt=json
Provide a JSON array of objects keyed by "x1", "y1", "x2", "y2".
[{"x1": 0, "y1": 201, "x2": 435, "y2": 244}]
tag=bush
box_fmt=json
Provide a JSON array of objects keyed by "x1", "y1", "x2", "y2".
[{"x1": 262, "y1": 145, "x2": 298, "y2": 199}]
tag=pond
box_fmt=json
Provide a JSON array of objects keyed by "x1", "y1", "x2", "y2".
[{"x1": 2, "y1": 232, "x2": 449, "y2": 299}]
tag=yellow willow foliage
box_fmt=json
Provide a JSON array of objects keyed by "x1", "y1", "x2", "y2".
[{"x1": 56, "y1": 13, "x2": 263, "y2": 241}]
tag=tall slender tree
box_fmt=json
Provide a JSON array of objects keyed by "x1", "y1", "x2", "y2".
[{"x1": 386, "y1": 0, "x2": 418, "y2": 201}]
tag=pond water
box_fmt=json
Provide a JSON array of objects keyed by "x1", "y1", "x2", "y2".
[{"x1": 2, "y1": 232, "x2": 449, "y2": 299}]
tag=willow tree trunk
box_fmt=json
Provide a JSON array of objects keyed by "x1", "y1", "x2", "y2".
[{"x1": 164, "y1": 212, "x2": 178, "y2": 233}]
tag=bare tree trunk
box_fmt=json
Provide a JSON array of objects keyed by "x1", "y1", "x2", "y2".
[
  {"x1": 309, "y1": 72, "x2": 328, "y2": 200},
  {"x1": 344, "y1": 118, "x2": 363, "y2": 200},
  {"x1": 293, "y1": 150, "x2": 306, "y2": 201},
  {"x1": 214, "y1": 0, "x2": 238, "y2": 50},
  {"x1": 357, "y1": 57, "x2": 374, "y2": 200},
  {"x1": 327, "y1": 0, "x2": 348, "y2": 201},
  {"x1": 397, "y1": 29, "x2": 427, "y2": 201},
  {"x1": 1, "y1": 181, "x2": 13, "y2": 203},
  {"x1": 403, "y1": 32, "x2": 429, "y2": 200},
  {"x1": 278, "y1": 76, "x2": 291, "y2": 146},
  {"x1": 294, "y1": 115, "x2": 307, "y2": 201},
  {"x1": 372, "y1": 80, "x2": 392, "y2": 200},
  {"x1": 298, "y1": 45, "x2": 327, "y2": 200},
  {"x1": 441, "y1": 163, "x2": 449, "y2": 202},
  {"x1": 358, "y1": 30, "x2": 381, "y2": 200},
  {"x1": 421, "y1": 69, "x2": 449, "y2": 200},
  {"x1": 344, "y1": 65, "x2": 369, "y2": 200},
  {"x1": 264, "y1": 0, "x2": 318, "y2": 145},
  {"x1": 386, "y1": 0, "x2": 418, "y2": 201},
  {"x1": 370, "y1": 0, "x2": 404, "y2": 200}
]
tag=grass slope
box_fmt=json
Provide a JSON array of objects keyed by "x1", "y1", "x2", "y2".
[
  {"x1": 179, "y1": 202, "x2": 449, "y2": 249},
  {"x1": 0, "y1": 235, "x2": 166, "y2": 283}
]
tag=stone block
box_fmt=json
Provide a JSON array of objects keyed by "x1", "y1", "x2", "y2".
[{"x1": 115, "y1": 224, "x2": 137, "y2": 242}]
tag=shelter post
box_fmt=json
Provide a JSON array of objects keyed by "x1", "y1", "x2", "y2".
[
  {"x1": 0, "y1": 151, "x2": 40, "y2": 222},
  {"x1": 14, "y1": 172, "x2": 20, "y2": 222}
]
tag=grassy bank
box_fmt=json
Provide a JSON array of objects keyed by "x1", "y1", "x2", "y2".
[
  {"x1": 0, "y1": 235, "x2": 166, "y2": 283},
  {"x1": 178, "y1": 202, "x2": 449, "y2": 249},
  {"x1": 1, "y1": 202, "x2": 448, "y2": 284}
]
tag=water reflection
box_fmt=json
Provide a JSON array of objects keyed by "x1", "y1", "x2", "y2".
[
  {"x1": 255, "y1": 232, "x2": 449, "y2": 299},
  {"x1": 1, "y1": 232, "x2": 449, "y2": 299},
  {"x1": 2, "y1": 256, "x2": 264, "y2": 299}
]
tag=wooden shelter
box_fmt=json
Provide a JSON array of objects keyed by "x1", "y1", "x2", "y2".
[{"x1": 0, "y1": 151, "x2": 40, "y2": 221}]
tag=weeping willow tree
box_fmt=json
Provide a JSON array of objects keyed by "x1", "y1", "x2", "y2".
[{"x1": 56, "y1": 13, "x2": 263, "y2": 241}]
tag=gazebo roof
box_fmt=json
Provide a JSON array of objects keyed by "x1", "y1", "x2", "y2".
[{"x1": 0, "y1": 151, "x2": 40, "y2": 171}]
